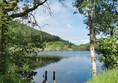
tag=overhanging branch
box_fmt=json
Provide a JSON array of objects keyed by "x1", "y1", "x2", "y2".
[{"x1": 9, "y1": 0, "x2": 47, "y2": 18}]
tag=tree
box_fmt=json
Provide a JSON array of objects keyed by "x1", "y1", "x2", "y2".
[
  {"x1": 95, "y1": 0, "x2": 118, "y2": 69},
  {"x1": 97, "y1": 38, "x2": 118, "y2": 69},
  {"x1": 74, "y1": 0, "x2": 118, "y2": 75},
  {"x1": 0, "y1": 0, "x2": 63, "y2": 76},
  {"x1": 0, "y1": 0, "x2": 46, "y2": 76},
  {"x1": 74, "y1": 0, "x2": 97, "y2": 77},
  {"x1": 94, "y1": 0, "x2": 118, "y2": 38}
]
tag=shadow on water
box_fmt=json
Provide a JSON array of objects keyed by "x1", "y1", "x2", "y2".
[{"x1": 33, "y1": 51, "x2": 103, "y2": 83}]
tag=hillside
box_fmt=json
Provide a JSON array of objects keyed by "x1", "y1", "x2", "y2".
[
  {"x1": 71, "y1": 43, "x2": 90, "y2": 50},
  {"x1": 9, "y1": 21, "x2": 74, "y2": 51},
  {"x1": 10, "y1": 21, "x2": 63, "y2": 42},
  {"x1": 9, "y1": 21, "x2": 91, "y2": 51}
]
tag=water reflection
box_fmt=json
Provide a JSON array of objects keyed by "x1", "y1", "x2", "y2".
[{"x1": 33, "y1": 51, "x2": 102, "y2": 83}]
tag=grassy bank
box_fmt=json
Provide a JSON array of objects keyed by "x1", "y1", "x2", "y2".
[{"x1": 87, "y1": 68, "x2": 118, "y2": 83}]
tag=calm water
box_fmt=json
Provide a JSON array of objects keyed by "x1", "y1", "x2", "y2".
[{"x1": 33, "y1": 51, "x2": 103, "y2": 83}]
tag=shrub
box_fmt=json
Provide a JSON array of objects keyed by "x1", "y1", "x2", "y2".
[{"x1": 97, "y1": 38, "x2": 118, "y2": 69}]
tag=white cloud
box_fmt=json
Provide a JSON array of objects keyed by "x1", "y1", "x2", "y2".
[
  {"x1": 34, "y1": 0, "x2": 89, "y2": 45},
  {"x1": 66, "y1": 24, "x2": 73, "y2": 29}
]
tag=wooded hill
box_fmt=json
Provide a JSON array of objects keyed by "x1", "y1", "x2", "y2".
[
  {"x1": 9, "y1": 21, "x2": 90, "y2": 51},
  {"x1": 9, "y1": 21, "x2": 75, "y2": 51}
]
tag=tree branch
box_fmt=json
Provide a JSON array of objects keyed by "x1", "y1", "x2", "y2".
[{"x1": 9, "y1": 0, "x2": 47, "y2": 18}]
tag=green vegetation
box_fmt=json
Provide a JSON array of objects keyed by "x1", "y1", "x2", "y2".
[
  {"x1": 74, "y1": 0, "x2": 98, "y2": 76},
  {"x1": 72, "y1": 43, "x2": 90, "y2": 50},
  {"x1": 75, "y1": 0, "x2": 118, "y2": 77},
  {"x1": 0, "y1": 21, "x2": 63, "y2": 83},
  {"x1": 10, "y1": 55, "x2": 62, "y2": 72},
  {"x1": 0, "y1": 74, "x2": 28, "y2": 83},
  {"x1": 0, "y1": 55, "x2": 61, "y2": 83},
  {"x1": 44, "y1": 41, "x2": 73, "y2": 51},
  {"x1": 0, "y1": 0, "x2": 65, "y2": 82},
  {"x1": 44, "y1": 41, "x2": 90, "y2": 51},
  {"x1": 87, "y1": 68, "x2": 118, "y2": 83},
  {"x1": 10, "y1": 21, "x2": 91, "y2": 51},
  {"x1": 1, "y1": 21, "x2": 90, "y2": 82},
  {"x1": 97, "y1": 38, "x2": 118, "y2": 69},
  {"x1": 9, "y1": 21, "x2": 75, "y2": 51},
  {"x1": 0, "y1": 0, "x2": 118, "y2": 82},
  {"x1": 9, "y1": 21, "x2": 63, "y2": 50}
]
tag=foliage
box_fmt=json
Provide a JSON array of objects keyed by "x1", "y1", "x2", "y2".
[
  {"x1": 8, "y1": 49, "x2": 62, "y2": 82},
  {"x1": 94, "y1": 0, "x2": 118, "y2": 36},
  {"x1": 4, "y1": 21, "x2": 63, "y2": 82},
  {"x1": 0, "y1": 9, "x2": 65, "y2": 83},
  {"x1": 0, "y1": 0, "x2": 64, "y2": 82},
  {"x1": 7, "y1": 21, "x2": 76, "y2": 52},
  {"x1": 72, "y1": 43, "x2": 90, "y2": 50},
  {"x1": 43, "y1": 42, "x2": 91, "y2": 51},
  {"x1": 0, "y1": 53, "x2": 62, "y2": 83},
  {"x1": 44, "y1": 41, "x2": 74, "y2": 51},
  {"x1": 9, "y1": 21, "x2": 63, "y2": 43},
  {"x1": 10, "y1": 53, "x2": 62, "y2": 72},
  {"x1": 0, "y1": 73, "x2": 28, "y2": 83},
  {"x1": 97, "y1": 38, "x2": 118, "y2": 69},
  {"x1": 74, "y1": 0, "x2": 118, "y2": 37},
  {"x1": 0, "y1": 11, "x2": 12, "y2": 76},
  {"x1": 74, "y1": 0, "x2": 98, "y2": 76},
  {"x1": 74, "y1": 0, "x2": 118, "y2": 73},
  {"x1": 87, "y1": 68, "x2": 118, "y2": 83}
]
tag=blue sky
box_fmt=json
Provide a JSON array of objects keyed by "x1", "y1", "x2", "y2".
[{"x1": 34, "y1": 0, "x2": 89, "y2": 45}]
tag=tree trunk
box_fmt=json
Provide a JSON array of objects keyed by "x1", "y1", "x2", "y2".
[
  {"x1": 87, "y1": 0, "x2": 97, "y2": 77},
  {"x1": 90, "y1": 24, "x2": 97, "y2": 77}
]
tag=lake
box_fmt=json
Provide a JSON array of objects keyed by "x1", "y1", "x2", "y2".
[{"x1": 33, "y1": 51, "x2": 103, "y2": 83}]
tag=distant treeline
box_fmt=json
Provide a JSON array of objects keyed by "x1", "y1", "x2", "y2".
[
  {"x1": 72, "y1": 43, "x2": 90, "y2": 50},
  {"x1": 10, "y1": 21, "x2": 63, "y2": 44},
  {"x1": 9, "y1": 21, "x2": 91, "y2": 51}
]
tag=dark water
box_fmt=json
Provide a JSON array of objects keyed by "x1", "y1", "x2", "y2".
[{"x1": 33, "y1": 51, "x2": 103, "y2": 83}]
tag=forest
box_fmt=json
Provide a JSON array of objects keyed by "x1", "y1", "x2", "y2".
[
  {"x1": 10, "y1": 21, "x2": 87, "y2": 51},
  {"x1": 10, "y1": 21, "x2": 77, "y2": 51}
]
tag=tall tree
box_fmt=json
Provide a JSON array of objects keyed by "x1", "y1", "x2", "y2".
[
  {"x1": 74, "y1": 0, "x2": 118, "y2": 76},
  {"x1": 94, "y1": 0, "x2": 118, "y2": 38},
  {"x1": 95, "y1": 0, "x2": 118, "y2": 69},
  {"x1": 74, "y1": 0, "x2": 97, "y2": 77},
  {"x1": 0, "y1": 0, "x2": 63, "y2": 75}
]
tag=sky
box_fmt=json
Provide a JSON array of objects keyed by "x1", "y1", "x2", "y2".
[{"x1": 34, "y1": 0, "x2": 89, "y2": 45}]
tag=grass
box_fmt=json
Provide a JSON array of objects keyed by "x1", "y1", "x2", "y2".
[{"x1": 87, "y1": 68, "x2": 118, "y2": 83}]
